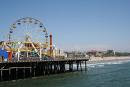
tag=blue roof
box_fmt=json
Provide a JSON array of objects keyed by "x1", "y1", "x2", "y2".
[{"x1": 0, "y1": 49, "x2": 8, "y2": 59}]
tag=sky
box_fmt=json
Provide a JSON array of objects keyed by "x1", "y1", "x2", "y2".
[{"x1": 0, "y1": 0, "x2": 130, "y2": 52}]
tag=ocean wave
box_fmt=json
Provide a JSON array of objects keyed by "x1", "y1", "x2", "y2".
[
  {"x1": 87, "y1": 60, "x2": 130, "y2": 68},
  {"x1": 87, "y1": 64, "x2": 104, "y2": 68}
]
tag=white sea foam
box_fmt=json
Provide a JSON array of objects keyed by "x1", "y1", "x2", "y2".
[
  {"x1": 87, "y1": 64, "x2": 104, "y2": 68},
  {"x1": 87, "y1": 60, "x2": 130, "y2": 68}
]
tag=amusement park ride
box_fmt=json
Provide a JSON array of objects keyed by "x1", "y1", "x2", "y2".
[{"x1": 0, "y1": 17, "x2": 62, "y2": 62}]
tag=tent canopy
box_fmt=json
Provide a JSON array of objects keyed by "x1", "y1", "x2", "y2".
[{"x1": 0, "y1": 49, "x2": 8, "y2": 59}]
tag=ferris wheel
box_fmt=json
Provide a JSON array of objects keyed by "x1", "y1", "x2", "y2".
[{"x1": 8, "y1": 17, "x2": 48, "y2": 45}]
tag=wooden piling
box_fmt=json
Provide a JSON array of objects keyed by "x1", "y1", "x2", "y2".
[{"x1": 0, "y1": 59, "x2": 89, "y2": 82}]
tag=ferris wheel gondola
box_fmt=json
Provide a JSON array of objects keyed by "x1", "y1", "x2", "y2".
[{"x1": 9, "y1": 17, "x2": 48, "y2": 46}]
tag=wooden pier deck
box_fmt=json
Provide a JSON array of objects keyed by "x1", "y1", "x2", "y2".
[{"x1": 0, "y1": 59, "x2": 89, "y2": 82}]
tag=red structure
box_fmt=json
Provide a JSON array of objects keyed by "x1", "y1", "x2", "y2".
[
  {"x1": 50, "y1": 33, "x2": 53, "y2": 57},
  {"x1": 8, "y1": 51, "x2": 12, "y2": 61}
]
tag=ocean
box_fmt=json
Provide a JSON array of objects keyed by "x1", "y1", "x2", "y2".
[{"x1": 1, "y1": 60, "x2": 130, "y2": 87}]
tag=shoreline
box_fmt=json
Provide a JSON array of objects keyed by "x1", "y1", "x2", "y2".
[{"x1": 89, "y1": 56, "x2": 130, "y2": 62}]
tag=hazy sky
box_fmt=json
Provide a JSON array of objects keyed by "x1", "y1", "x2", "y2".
[{"x1": 0, "y1": 0, "x2": 130, "y2": 51}]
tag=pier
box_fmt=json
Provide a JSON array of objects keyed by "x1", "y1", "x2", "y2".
[
  {"x1": 0, "y1": 59, "x2": 89, "y2": 82},
  {"x1": 0, "y1": 17, "x2": 89, "y2": 82}
]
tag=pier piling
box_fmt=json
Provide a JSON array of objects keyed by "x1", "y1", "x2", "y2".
[{"x1": 0, "y1": 59, "x2": 89, "y2": 82}]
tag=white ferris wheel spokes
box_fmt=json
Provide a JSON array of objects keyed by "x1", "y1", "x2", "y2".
[{"x1": 9, "y1": 17, "x2": 48, "y2": 44}]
